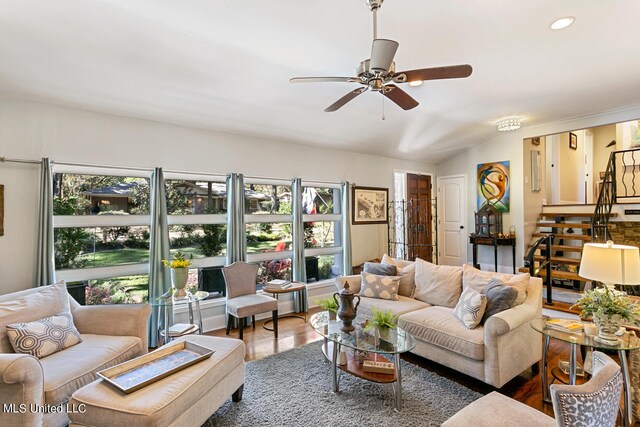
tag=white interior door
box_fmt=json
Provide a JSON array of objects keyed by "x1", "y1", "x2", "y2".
[
  {"x1": 584, "y1": 130, "x2": 594, "y2": 203},
  {"x1": 437, "y1": 175, "x2": 467, "y2": 266}
]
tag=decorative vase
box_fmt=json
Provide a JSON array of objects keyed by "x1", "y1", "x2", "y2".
[
  {"x1": 593, "y1": 313, "x2": 623, "y2": 345},
  {"x1": 333, "y1": 282, "x2": 361, "y2": 333},
  {"x1": 171, "y1": 268, "x2": 189, "y2": 298}
]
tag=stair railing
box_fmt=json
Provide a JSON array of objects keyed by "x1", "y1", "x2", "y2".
[
  {"x1": 592, "y1": 147, "x2": 640, "y2": 242},
  {"x1": 524, "y1": 234, "x2": 554, "y2": 304}
]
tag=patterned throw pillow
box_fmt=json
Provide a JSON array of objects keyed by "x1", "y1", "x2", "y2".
[
  {"x1": 6, "y1": 311, "x2": 82, "y2": 358},
  {"x1": 454, "y1": 287, "x2": 487, "y2": 329},
  {"x1": 360, "y1": 272, "x2": 400, "y2": 301},
  {"x1": 482, "y1": 278, "x2": 518, "y2": 322}
]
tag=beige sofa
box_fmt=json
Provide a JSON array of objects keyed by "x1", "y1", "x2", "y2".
[
  {"x1": 0, "y1": 282, "x2": 151, "y2": 427},
  {"x1": 336, "y1": 261, "x2": 542, "y2": 388}
]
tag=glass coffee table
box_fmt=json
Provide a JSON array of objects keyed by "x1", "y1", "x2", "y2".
[{"x1": 310, "y1": 311, "x2": 415, "y2": 411}]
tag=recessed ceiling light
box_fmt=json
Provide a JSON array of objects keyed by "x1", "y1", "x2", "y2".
[
  {"x1": 550, "y1": 17, "x2": 575, "y2": 30},
  {"x1": 497, "y1": 118, "x2": 521, "y2": 132},
  {"x1": 408, "y1": 81, "x2": 423, "y2": 87}
]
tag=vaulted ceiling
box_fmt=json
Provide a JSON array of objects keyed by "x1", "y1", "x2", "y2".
[{"x1": 1, "y1": 0, "x2": 639, "y2": 162}]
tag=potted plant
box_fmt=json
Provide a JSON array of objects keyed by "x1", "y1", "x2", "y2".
[
  {"x1": 162, "y1": 252, "x2": 193, "y2": 298},
  {"x1": 315, "y1": 297, "x2": 338, "y2": 319},
  {"x1": 368, "y1": 307, "x2": 398, "y2": 338},
  {"x1": 572, "y1": 286, "x2": 640, "y2": 345}
]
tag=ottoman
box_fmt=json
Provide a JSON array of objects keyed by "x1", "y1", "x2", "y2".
[{"x1": 68, "y1": 335, "x2": 245, "y2": 427}]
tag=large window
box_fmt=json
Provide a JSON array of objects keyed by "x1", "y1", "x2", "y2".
[
  {"x1": 302, "y1": 185, "x2": 343, "y2": 282},
  {"x1": 245, "y1": 180, "x2": 293, "y2": 284},
  {"x1": 53, "y1": 168, "x2": 151, "y2": 304},
  {"x1": 165, "y1": 175, "x2": 228, "y2": 298}
]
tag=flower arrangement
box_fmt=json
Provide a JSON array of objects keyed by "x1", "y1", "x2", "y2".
[
  {"x1": 572, "y1": 286, "x2": 640, "y2": 323},
  {"x1": 162, "y1": 251, "x2": 192, "y2": 269}
]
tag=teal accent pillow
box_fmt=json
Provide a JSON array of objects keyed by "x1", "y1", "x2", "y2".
[{"x1": 482, "y1": 278, "x2": 518, "y2": 322}]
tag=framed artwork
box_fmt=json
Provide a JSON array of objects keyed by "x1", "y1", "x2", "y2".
[
  {"x1": 531, "y1": 137, "x2": 541, "y2": 146},
  {"x1": 477, "y1": 161, "x2": 510, "y2": 212},
  {"x1": 352, "y1": 186, "x2": 388, "y2": 224},
  {"x1": 0, "y1": 185, "x2": 3, "y2": 236},
  {"x1": 569, "y1": 132, "x2": 578, "y2": 150}
]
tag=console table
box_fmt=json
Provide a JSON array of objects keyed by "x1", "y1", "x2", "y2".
[{"x1": 469, "y1": 235, "x2": 516, "y2": 273}]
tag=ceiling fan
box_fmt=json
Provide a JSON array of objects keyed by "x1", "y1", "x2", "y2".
[{"x1": 290, "y1": 0, "x2": 473, "y2": 112}]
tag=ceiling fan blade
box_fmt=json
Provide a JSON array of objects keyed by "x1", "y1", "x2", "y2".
[
  {"x1": 394, "y1": 64, "x2": 473, "y2": 83},
  {"x1": 382, "y1": 85, "x2": 419, "y2": 110},
  {"x1": 290, "y1": 77, "x2": 357, "y2": 83},
  {"x1": 369, "y1": 39, "x2": 399, "y2": 72},
  {"x1": 324, "y1": 87, "x2": 367, "y2": 112}
]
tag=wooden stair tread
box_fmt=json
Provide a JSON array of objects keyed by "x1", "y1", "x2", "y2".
[
  {"x1": 533, "y1": 256, "x2": 581, "y2": 265},
  {"x1": 533, "y1": 232, "x2": 591, "y2": 241},
  {"x1": 528, "y1": 244, "x2": 583, "y2": 252},
  {"x1": 538, "y1": 268, "x2": 586, "y2": 281},
  {"x1": 536, "y1": 222, "x2": 591, "y2": 229},
  {"x1": 539, "y1": 212, "x2": 617, "y2": 218}
]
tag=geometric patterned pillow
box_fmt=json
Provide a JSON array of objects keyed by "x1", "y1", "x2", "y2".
[
  {"x1": 359, "y1": 272, "x2": 400, "y2": 301},
  {"x1": 6, "y1": 311, "x2": 82, "y2": 358},
  {"x1": 453, "y1": 287, "x2": 487, "y2": 329}
]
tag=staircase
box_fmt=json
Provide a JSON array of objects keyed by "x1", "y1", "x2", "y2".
[{"x1": 523, "y1": 207, "x2": 618, "y2": 310}]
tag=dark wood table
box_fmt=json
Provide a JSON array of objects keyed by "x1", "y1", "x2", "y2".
[{"x1": 469, "y1": 235, "x2": 516, "y2": 273}]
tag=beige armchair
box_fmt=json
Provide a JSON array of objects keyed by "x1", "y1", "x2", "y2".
[
  {"x1": 223, "y1": 262, "x2": 278, "y2": 340},
  {"x1": 0, "y1": 282, "x2": 150, "y2": 427}
]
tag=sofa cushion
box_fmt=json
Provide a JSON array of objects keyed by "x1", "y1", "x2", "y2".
[
  {"x1": 462, "y1": 264, "x2": 530, "y2": 305},
  {"x1": 0, "y1": 281, "x2": 70, "y2": 353},
  {"x1": 7, "y1": 311, "x2": 82, "y2": 358},
  {"x1": 398, "y1": 306, "x2": 485, "y2": 361},
  {"x1": 482, "y1": 278, "x2": 518, "y2": 322},
  {"x1": 381, "y1": 255, "x2": 416, "y2": 297},
  {"x1": 453, "y1": 288, "x2": 487, "y2": 329},
  {"x1": 356, "y1": 295, "x2": 431, "y2": 322},
  {"x1": 413, "y1": 258, "x2": 463, "y2": 308},
  {"x1": 363, "y1": 261, "x2": 397, "y2": 276},
  {"x1": 40, "y1": 334, "x2": 143, "y2": 405},
  {"x1": 359, "y1": 272, "x2": 400, "y2": 301}
]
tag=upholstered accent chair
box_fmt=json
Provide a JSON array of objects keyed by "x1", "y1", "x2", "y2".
[
  {"x1": 443, "y1": 351, "x2": 623, "y2": 427},
  {"x1": 0, "y1": 282, "x2": 151, "y2": 427},
  {"x1": 222, "y1": 262, "x2": 278, "y2": 340}
]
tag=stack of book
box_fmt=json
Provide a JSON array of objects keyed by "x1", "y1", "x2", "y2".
[
  {"x1": 167, "y1": 323, "x2": 199, "y2": 337},
  {"x1": 546, "y1": 318, "x2": 584, "y2": 333},
  {"x1": 264, "y1": 280, "x2": 293, "y2": 291}
]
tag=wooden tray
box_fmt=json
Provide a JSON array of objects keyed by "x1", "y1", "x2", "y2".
[{"x1": 97, "y1": 340, "x2": 214, "y2": 394}]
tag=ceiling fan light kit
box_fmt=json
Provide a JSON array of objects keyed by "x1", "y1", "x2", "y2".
[
  {"x1": 497, "y1": 118, "x2": 522, "y2": 132},
  {"x1": 290, "y1": 0, "x2": 473, "y2": 112}
]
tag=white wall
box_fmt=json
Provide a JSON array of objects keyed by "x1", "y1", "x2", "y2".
[
  {"x1": 437, "y1": 106, "x2": 640, "y2": 270},
  {"x1": 0, "y1": 98, "x2": 434, "y2": 293}
]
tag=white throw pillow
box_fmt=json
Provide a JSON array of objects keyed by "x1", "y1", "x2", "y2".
[
  {"x1": 462, "y1": 264, "x2": 530, "y2": 306},
  {"x1": 359, "y1": 272, "x2": 400, "y2": 301},
  {"x1": 413, "y1": 258, "x2": 463, "y2": 308},
  {"x1": 454, "y1": 287, "x2": 487, "y2": 329},
  {"x1": 381, "y1": 254, "x2": 416, "y2": 297}
]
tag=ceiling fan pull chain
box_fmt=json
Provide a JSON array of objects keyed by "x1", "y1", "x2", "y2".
[{"x1": 382, "y1": 93, "x2": 386, "y2": 120}]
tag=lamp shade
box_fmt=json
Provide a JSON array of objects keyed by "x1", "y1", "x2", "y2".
[{"x1": 578, "y1": 241, "x2": 640, "y2": 285}]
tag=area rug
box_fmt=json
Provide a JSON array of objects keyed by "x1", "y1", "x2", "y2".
[{"x1": 205, "y1": 341, "x2": 481, "y2": 427}]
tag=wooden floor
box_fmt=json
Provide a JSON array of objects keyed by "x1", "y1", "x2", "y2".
[{"x1": 207, "y1": 307, "x2": 600, "y2": 420}]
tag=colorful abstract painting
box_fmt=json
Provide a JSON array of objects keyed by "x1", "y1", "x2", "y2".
[{"x1": 477, "y1": 161, "x2": 510, "y2": 212}]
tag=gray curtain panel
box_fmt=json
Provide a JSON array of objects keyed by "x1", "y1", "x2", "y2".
[
  {"x1": 226, "y1": 173, "x2": 246, "y2": 264},
  {"x1": 292, "y1": 178, "x2": 308, "y2": 312},
  {"x1": 36, "y1": 157, "x2": 56, "y2": 287},
  {"x1": 148, "y1": 167, "x2": 171, "y2": 347},
  {"x1": 341, "y1": 181, "x2": 353, "y2": 275}
]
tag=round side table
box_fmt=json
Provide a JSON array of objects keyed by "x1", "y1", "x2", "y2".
[{"x1": 262, "y1": 282, "x2": 307, "y2": 331}]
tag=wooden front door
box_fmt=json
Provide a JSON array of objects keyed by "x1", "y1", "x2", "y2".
[{"x1": 406, "y1": 173, "x2": 432, "y2": 262}]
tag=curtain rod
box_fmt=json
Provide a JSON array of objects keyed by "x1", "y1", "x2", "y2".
[{"x1": 0, "y1": 157, "x2": 42, "y2": 165}]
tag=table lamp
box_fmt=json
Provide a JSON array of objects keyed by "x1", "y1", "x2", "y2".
[{"x1": 578, "y1": 240, "x2": 640, "y2": 290}]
